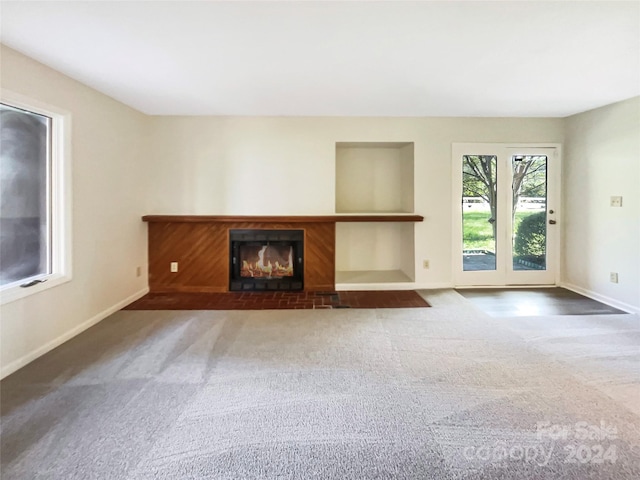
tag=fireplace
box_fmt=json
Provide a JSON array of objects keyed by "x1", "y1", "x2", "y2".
[{"x1": 229, "y1": 229, "x2": 304, "y2": 291}]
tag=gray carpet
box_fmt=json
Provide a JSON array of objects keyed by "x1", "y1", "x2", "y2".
[{"x1": 1, "y1": 290, "x2": 639, "y2": 479}]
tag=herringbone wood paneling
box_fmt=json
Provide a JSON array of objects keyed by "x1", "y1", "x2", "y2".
[
  {"x1": 148, "y1": 223, "x2": 229, "y2": 292},
  {"x1": 147, "y1": 221, "x2": 336, "y2": 292},
  {"x1": 303, "y1": 222, "x2": 335, "y2": 291}
]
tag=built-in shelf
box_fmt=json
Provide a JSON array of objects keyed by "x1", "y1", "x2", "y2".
[
  {"x1": 334, "y1": 141, "x2": 417, "y2": 287},
  {"x1": 335, "y1": 222, "x2": 416, "y2": 287},
  {"x1": 142, "y1": 215, "x2": 423, "y2": 223},
  {"x1": 336, "y1": 142, "x2": 414, "y2": 214},
  {"x1": 142, "y1": 215, "x2": 423, "y2": 291}
]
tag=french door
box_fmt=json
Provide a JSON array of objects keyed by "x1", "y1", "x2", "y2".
[{"x1": 452, "y1": 144, "x2": 560, "y2": 286}]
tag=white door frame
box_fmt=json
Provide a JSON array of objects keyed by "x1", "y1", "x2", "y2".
[{"x1": 452, "y1": 143, "x2": 562, "y2": 287}]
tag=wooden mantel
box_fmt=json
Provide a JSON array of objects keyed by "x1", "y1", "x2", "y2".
[
  {"x1": 143, "y1": 214, "x2": 423, "y2": 293},
  {"x1": 143, "y1": 214, "x2": 424, "y2": 223}
]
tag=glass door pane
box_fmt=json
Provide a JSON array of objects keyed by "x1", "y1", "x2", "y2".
[
  {"x1": 462, "y1": 155, "x2": 497, "y2": 271},
  {"x1": 511, "y1": 155, "x2": 548, "y2": 271}
]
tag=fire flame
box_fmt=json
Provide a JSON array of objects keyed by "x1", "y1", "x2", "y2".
[{"x1": 240, "y1": 245, "x2": 294, "y2": 278}]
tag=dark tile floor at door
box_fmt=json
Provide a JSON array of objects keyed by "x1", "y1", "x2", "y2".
[{"x1": 456, "y1": 287, "x2": 627, "y2": 316}]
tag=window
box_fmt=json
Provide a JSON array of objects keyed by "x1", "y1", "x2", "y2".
[{"x1": 0, "y1": 91, "x2": 71, "y2": 304}]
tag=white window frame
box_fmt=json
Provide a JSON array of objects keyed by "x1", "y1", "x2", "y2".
[{"x1": 0, "y1": 90, "x2": 72, "y2": 305}]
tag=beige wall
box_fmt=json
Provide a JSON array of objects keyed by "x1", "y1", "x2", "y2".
[
  {"x1": 563, "y1": 96, "x2": 640, "y2": 312},
  {"x1": 0, "y1": 45, "x2": 150, "y2": 377}
]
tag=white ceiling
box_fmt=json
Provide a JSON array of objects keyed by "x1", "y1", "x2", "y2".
[{"x1": 1, "y1": 1, "x2": 638, "y2": 117}]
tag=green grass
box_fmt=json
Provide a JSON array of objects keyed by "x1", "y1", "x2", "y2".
[{"x1": 463, "y1": 210, "x2": 537, "y2": 251}]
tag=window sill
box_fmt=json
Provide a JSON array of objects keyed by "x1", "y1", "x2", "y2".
[{"x1": 0, "y1": 274, "x2": 72, "y2": 306}]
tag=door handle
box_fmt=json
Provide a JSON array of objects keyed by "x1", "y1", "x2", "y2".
[{"x1": 549, "y1": 219, "x2": 557, "y2": 225}]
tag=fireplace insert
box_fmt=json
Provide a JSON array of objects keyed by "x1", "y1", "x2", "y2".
[{"x1": 229, "y1": 229, "x2": 304, "y2": 291}]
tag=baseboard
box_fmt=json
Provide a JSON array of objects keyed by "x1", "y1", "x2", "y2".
[
  {"x1": 0, "y1": 287, "x2": 149, "y2": 380},
  {"x1": 560, "y1": 282, "x2": 639, "y2": 314}
]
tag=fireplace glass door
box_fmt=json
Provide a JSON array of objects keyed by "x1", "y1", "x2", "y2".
[{"x1": 230, "y1": 229, "x2": 304, "y2": 291}]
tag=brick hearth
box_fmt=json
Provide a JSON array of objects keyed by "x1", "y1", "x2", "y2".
[{"x1": 124, "y1": 290, "x2": 429, "y2": 310}]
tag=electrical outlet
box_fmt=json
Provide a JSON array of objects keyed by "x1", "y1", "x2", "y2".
[
  {"x1": 610, "y1": 196, "x2": 623, "y2": 207},
  {"x1": 170, "y1": 262, "x2": 178, "y2": 273},
  {"x1": 136, "y1": 266, "x2": 142, "y2": 277},
  {"x1": 610, "y1": 272, "x2": 618, "y2": 283},
  {"x1": 423, "y1": 260, "x2": 429, "y2": 269}
]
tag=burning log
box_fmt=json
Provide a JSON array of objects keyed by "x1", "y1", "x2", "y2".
[{"x1": 240, "y1": 245, "x2": 294, "y2": 278}]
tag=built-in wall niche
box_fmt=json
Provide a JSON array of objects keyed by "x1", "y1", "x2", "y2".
[
  {"x1": 335, "y1": 142, "x2": 414, "y2": 214},
  {"x1": 335, "y1": 222, "x2": 415, "y2": 286}
]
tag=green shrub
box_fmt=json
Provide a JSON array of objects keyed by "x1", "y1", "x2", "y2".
[{"x1": 514, "y1": 211, "x2": 546, "y2": 258}]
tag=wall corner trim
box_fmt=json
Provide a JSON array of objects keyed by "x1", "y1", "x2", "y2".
[{"x1": 0, "y1": 287, "x2": 150, "y2": 379}]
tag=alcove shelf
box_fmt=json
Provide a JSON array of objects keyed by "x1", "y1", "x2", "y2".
[
  {"x1": 334, "y1": 221, "x2": 416, "y2": 290},
  {"x1": 335, "y1": 142, "x2": 414, "y2": 214},
  {"x1": 334, "y1": 141, "x2": 418, "y2": 288}
]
